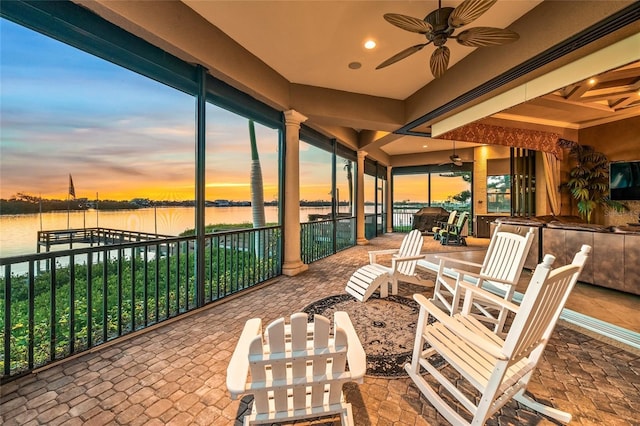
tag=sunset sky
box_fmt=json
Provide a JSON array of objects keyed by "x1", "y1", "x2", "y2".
[{"x1": 1, "y1": 18, "x2": 466, "y2": 204}]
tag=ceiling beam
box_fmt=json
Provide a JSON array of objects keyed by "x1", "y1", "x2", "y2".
[
  {"x1": 566, "y1": 82, "x2": 593, "y2": 100},
  {"x1": 610, "y1": 94, "x2": 640, "y2": 109},
  {"x1": 540, "y1": 94, "x2": 614, "y2": 112}
]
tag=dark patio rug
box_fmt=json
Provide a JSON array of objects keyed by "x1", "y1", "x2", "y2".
[{"x1": 302, "y1": 292, "x2": 438, "y2": 377}]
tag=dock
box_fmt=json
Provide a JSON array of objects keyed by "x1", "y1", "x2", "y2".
[{"x1": 37, "y1": 227, "x2": 174, "y2": 252}]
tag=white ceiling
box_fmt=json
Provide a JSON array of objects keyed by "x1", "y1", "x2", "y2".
[{"x1": 182, "y1": 0, "x2": 542, "y2": 100}]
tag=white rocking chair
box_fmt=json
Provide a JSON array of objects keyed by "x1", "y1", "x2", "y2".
[
  {"x1": 432, "y1": 225, "x2": 535, "y2": 335},
  {"x1": 227, "y1": 311, "x2": 366, "y2": 425},
  {"x1": 406, "y1": 245, "x2": 591, "y2": 426},
  {"x1": 345, "y1": 229, "x2": 430, "y2": 302}
]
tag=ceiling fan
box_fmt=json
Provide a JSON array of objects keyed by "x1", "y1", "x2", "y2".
[
  {"x1": 376, "y1": 0, "x2": 520, "y2": 78},
  {"x1": 439, "y1": 141, "x2": 463, "y2": 167}
]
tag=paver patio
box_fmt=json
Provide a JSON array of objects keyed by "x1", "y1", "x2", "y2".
[{"x1": 1, "y1": 233, "x2": 639, "y2": 425}]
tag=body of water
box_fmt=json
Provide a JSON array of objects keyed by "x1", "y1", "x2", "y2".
[{"x1": 0, "y1": 206, "x2": 342, "y2": 258}]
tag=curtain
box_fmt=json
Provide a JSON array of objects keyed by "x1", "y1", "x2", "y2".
[{"x1": 542, "y1": 152, "x2": 561, "y2": 215}]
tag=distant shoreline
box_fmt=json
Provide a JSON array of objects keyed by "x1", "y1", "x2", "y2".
[{"x1": 0, "y1": 198, "x2": 341, "y2": 215}]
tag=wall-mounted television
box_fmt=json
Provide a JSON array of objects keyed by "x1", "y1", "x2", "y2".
[{"x1": 610, "y1": 160, "x2": 640, "y2": 201}]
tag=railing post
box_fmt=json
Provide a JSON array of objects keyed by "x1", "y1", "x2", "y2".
[{"x1": 3, "y1": 267, "x2": 11, "y2": 376}]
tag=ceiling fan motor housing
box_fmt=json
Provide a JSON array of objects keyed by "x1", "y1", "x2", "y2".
[{"x1": 424, "y1": 7, "x2": 455, "y2": 46}]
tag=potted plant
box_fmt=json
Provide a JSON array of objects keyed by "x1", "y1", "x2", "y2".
[{"x1": 558, "y1": 139, "x2": 627, "y2": 223}]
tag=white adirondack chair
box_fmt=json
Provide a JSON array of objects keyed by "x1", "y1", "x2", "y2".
[
  {"x1": 432, "y1": 225, "x2": 535, "y2": 335},
  {"x1": 406, "y1": 245, "x2": 591, "y2": 426},
  {"x1": 345, "y1": 229, "x2": 430, "y2": 302},
  {"x1": 227, "y1": 311, "x2": 366, "y2": 425}
]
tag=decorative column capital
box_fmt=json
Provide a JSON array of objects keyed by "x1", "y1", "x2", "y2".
[
  {"x1": 357, "y1": 150, "x2": 368, "y2": 159},
  {"x1": 284, "y1": 109, "x2": 308, "y2": 127}
]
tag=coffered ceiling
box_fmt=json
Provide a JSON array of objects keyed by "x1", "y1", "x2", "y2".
[{"x1": 494, "y1": 60, "x2": 640, "y2": 130}]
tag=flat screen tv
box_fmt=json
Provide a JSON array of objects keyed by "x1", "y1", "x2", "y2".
[{"x1": 610, "y1": 160, "x2": 640, "y2": 201}]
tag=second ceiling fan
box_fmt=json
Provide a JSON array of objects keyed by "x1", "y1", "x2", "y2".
[
  {"x1": 376, "y1": 0, "x2": 520, "y2": 78},
  {"x1": 439, "y1": 141, "x2": 464, "y2": 167}
]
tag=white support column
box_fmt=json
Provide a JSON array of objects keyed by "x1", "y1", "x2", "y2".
[
  {"x1": 282, "y1": 110, "x2": 309, "y2": 276},
  {"x1": 356, "y1": 150, "x2": 369, "y2": 245},
  {"x1": 386, "y1": 166, "x2": 393, "y2": 233}
]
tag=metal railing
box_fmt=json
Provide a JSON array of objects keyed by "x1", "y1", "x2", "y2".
[
  {"x1": 392, "y1": 205, "x2": 473, "y2": 234},
  {"x1": 393, "y1": 206, "x2": 424, "y2": 232},
  {"x1": 0, "y1": 226, "x2": 281, "y2": 382},
  {"x1": 300, "y1": 216, "x2": 356, "y2": 264}
]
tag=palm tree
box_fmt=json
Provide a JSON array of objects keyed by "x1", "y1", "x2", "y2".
[
  {"x1": 559, "y1": 139, "x2": 627, "y2": 223},
  {"x1": 249, "y1": 120, "x2": 265, "y2": 228}
]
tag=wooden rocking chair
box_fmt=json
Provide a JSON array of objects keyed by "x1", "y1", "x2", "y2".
[
  {"x1": 227, "y1": 311, "x2": 366, "y2": 425},
  {"x1": 345, "y1": 229, "x2": 430, "y2": 302},
  {"x1": 432, "y1": 225, "x2": 535, "y2": 335},
  {"x1": 406, "y1": 245, "x2": 591, "y2": 426}
]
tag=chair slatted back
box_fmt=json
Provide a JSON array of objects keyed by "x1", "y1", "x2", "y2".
[
  {"x1": 451, "y1": 211, "x2": 468, "y2": 235},
  {"x1": 481, "y1": 227, "x2": 535, "y2": 292},
  {"x1": 247, "y1": 313, "x2": 349, "y2": 416},
  {"x1": 397, "y1": 229, "x2": 423, "y2": 276},
  {"x1": 445, "y1": 210, "x2": 457, "y2": 226},
  {"x1": 501, "y1": 245, "x2": 590, "y2": 366}
]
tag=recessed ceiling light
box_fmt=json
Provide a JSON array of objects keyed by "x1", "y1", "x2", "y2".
[
  {"x1": 348, "y1": 62, "x2": 362, "y2": 70},
  {"x1": 422, "y1": 145, "x2": 428, "y2": 148},
  {"x1": 364, "y1": 40, "x2": 376, "y2": 50},
  {"x1": 588, "y1": 78, "x2": 597, "y2": 85}
]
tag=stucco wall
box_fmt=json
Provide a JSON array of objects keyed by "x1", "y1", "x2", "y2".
[
  {"x1": 562, "y1": 116, "x2": 640, "y2": 225},
  {"x1": 582, "y1": 116, "x2": 640, "y2": 226}
]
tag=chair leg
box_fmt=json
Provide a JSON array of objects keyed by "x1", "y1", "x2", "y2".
[
  {"x1": 340, "y1": 402, "x2": 354, "y2": 426},
  {"x1": 390, "y1": 276, "x2": 399, "y2": 296},
  {"x1": 379, "y1": 279, "x2": 389, "y2": 298}
]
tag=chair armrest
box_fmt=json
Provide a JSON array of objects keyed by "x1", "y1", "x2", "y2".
[
  {"x1": 368, "y1": 248, "x2": 399, "y2": 264},
  {"x1": 435, "y1": 255, "x2": 482, "y2": 270},
  {"x1": 390, "y1": 255, "x2": 426, "y2": 270},
  {"x1": 412, "y1": 294, "x2": 507, "y2": 360},
  {"x1": 412, "y1": 293, "x2": 452, "y2": 324},
  {"x1": 449, "y1": 268, "x2": 515, "y2": 288},
  {"x1": 334, "y1": 311, "x2": 366, "y2": 381},
  {"x1": 226, "y1": 318, "x2": 262, "y2": 399},
  {"x1": 458, "y1": 281, "x2": 520, "y2": 314}
]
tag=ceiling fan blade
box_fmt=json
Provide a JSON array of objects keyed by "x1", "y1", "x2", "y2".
[
  {"x1": 448, "y1": 0, "x2": 497, "y2": 29},
  {"x1": 430, "y1": 46, "x2": 450, "y2": 78},
  {"x1": 384, "y1": 13, "x2": 433, "y2": 34},
  {"x1": 456, "y1": 27, "x2": 520, "y2": 47},
  {"x1": 376, "y1": 43, "x2": 430, "y2": 69}
]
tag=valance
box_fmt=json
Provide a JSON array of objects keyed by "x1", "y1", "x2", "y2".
[{"x1": 438, "y1": 122, "x2": 562, "y2": 158}]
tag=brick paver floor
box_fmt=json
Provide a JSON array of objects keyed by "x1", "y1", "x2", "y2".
[{"x1": 1, "y1": 234, "x2": 639, "y2": 425}]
